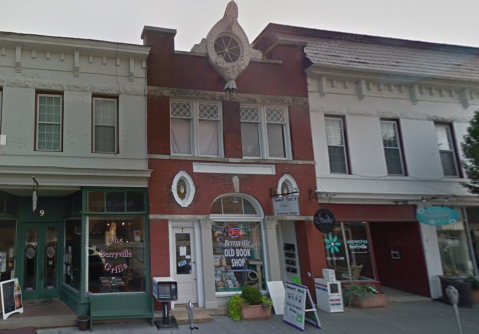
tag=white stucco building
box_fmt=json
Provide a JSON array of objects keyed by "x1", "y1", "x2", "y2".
[
  {"x1": 0, "y1": 31, "x2": 152, "y2": 315},
  {"x1": 256, "y1": 24, "x2": 479, "y2": 299}
]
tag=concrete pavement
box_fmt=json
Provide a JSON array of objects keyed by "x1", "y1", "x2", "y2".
[{"x1": 37, "y1": 301, "x2": 479, "y2": 334}]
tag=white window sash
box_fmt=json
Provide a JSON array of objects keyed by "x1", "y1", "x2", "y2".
[
  {"x1": 325, "y1": 117, "x2": 348, "y2": 174},
  {"x1": 0, "y1": 91, "x2": 3, "y2": 133},
  {"x1": 436, "y1": 124, "x2": 459, "y2": 176},
  {"x1": 36, "y1": 94, "x2": 62, "y2": 151},
  {"x1": 93, "y1": 98, "x2": 117, "y2": 153},
  {"x1": 381, "y1": 120, "x2": 405, "y2": 175}
]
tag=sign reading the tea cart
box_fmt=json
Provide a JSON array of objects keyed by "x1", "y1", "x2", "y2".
[
  {"x1": 273, "y1": 195, "x2": 300, "y2": 216},
  {"x1": 416, "y1": 206, "x2": 459, "y2": 226}
]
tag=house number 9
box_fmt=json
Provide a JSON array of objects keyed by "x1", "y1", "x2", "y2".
[{"x1": 40, "y1": 210, "x2": 45, "y2": 216}]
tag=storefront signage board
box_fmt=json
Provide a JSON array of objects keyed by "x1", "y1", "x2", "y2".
[
  {"x1": 416, "y1": 206, "x2": 459, "y2": 226},
  {"x1": 1, "y1": 278, "x2": 23, "y2": 319},
  {"x1": 283, "y1": 282, "x2": 321, "y2": 331},
  {"x1": 314, "y1": 209, "x2": 336, "y2": 233},
  {"x1": 267, "y1": 281, "x2": 285, "y2": 315},
  {"x1": 273, "y1": 195, "x2": 300, "y2": 216}
]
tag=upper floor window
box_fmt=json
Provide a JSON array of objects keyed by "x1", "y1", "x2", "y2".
[
  {"x1": 240, "y1": 105, "x2": 290, "y2": 159},
  {"x1": 435, "y1": 124, "x2": 459, "y2": 177},
  {"x1": 380, "y1": 120, "x2": 406, "y2": 175},
  {"x1": 93, "y1": 97, "x2": 118, "y2": 153},
  {"x1": 170, "y1": 100, "x2": 222, "y2": 157},
  {"x1": 325, "y1": 117, "x2": 348, "y2": 174},
  {"x1": 36, "y1": 93, "x2": 62, "y2": 151}
]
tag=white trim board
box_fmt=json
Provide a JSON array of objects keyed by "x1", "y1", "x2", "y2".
[{"x1": 193, "y1": 162, "x2": 275, "y2": 175}]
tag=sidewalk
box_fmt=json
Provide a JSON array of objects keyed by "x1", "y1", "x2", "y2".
[{"x1": 38, "y1": 301, "x2": 479, "y2": 334}]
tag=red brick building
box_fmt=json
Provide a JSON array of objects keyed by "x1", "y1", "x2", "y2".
[{"x1": 142, "y1": 2, "x2": 324, "y2": 308}]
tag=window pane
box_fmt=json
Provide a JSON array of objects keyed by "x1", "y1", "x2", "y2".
[
  {"x1": 324, "y1": 225, "x2": 348, "y2": 280},
  {"x1": 328, "y1": 146, "x2": 347, "y2": 174},
  {"x1": 222, "y1": 196, "x2": 243, "y2": 215},
  {"x1": 325, "y1": 119, "x2": 344, "y2": 146},
  {"x1": 64, "y1": 220, "x2": 82, "y2": 290},
  {"x1": 212, "y1": 222, "x2": 265, "y2": 292},
  {"x1": 440, "y1": 151, "x2": 459, "y2": 176},
  {"x1": 106, "y1": 192, "x2": 125, "y2": 212},
  {"x1": 198, "y1": 120, "x2": 219, "y2": 156},
  {"x1": 88, "y1": 217, "x2": 146, "y2": 293},
  {"x1": 241, "y1": 123, "x2": 260, "y2": 157},
  {"x1": 95, "y1": 126, "x2": 116, "y2": 153},
  {"x1": 343, "y1": 222, "x2": 375, "y2": 280},
  {"x1": 176, "y1": 233, "x2": 192, "y2": 275},
  {"x1": 171, "y1": 118, "x2": 192, "y2": 154},
  {"x1": 436, "y1": 125, "x2": 452, "y2": 151},
  {"x1": 385, "y1": 148, "x2": 404, "y2": 175},
  {"x1": 211, "y1": 198, "x2": 222, "y2": 214},
  {"x1": 37, "y1": 124, "x2": 61, "y2": 151},
  {"x1": 381, "y1": 122, "x2": 399, "y2": 148},
  {"x1": 267, "y1": 123, "x2": 286, "y2": 158},
  {"x1": 86, "y1": 191, "x2": 104, "y2": 212},
  {"x1": 94, "y1": 100, "x2": 116, "y2": 126},
  {"x1": 437, "y1": 221, "x2": 474, "y2": 276},
  {"x1": 126, "y1": 192, "x2": 145, "y2": 212},
  {"x1": 0, "y1": 220, "x2": 16, "y2": 284}
]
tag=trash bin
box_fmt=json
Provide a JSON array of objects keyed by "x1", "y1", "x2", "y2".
[{"x1": 438, "y1": 276, "x2": 472, "y2": 308}]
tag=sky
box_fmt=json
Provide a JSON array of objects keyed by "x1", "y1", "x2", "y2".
[{"x1": 1, "y1": 0, "x2": 479, "y2": 51}]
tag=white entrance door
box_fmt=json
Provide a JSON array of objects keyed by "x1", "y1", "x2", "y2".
[{"x1": 172, "y1": 227, "x2": 197, "y2": 304}]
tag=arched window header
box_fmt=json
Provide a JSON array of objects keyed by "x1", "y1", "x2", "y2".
[
  {"x1": 277, "y1": 174, "x2": 299, "y2": 196},
  {"x1": 210, "y1": 194, "x2": 263, "y2": 219}
]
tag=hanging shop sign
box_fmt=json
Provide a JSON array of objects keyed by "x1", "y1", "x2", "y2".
[
  {"x1": 416, "y1": 206, "x2": 459, "y2": 226},
  {"x1": 314, "y1": 209, "x2": 336, "y2": 233},
  {"x1": 273, "y1": 195, "x2": 300, "y2": 216}
]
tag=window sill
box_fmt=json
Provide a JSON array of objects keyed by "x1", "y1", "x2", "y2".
[{"x1": 149, "y1": 154, "x2": 315, "y2": 165}]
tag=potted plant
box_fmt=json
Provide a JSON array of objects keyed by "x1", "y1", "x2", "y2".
[
  {"x1": 227, "y1": 286, "x2": 273, "y2": 321},
  {"x1": 76, "y1": 315, "x2": 90, "y2": 331},
  {"x1": 467, "y1": 276, "x2": 479, "y2": 303},
  {"x1": 343, "y1": 284, "x2": 387, "y2": 308}
]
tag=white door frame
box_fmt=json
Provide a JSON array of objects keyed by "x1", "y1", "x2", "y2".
[{"x1": 169, "y1": 221, "x2": 203, "y2": 308}]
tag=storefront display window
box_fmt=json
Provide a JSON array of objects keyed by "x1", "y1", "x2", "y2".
[
  {"x1": 437, "y1": 221, "x2": 475, "y2": 276},
  {"x1": 212, "y1": 221, "x2": 265, "y2": 292},
  {"x1": 64, "y1": 219, "x2": 81, "y2": 290},
  {"x1": 0, "y1": 220, "x2": 16, "y2": 282},
  {"x1": 324, "y1": 222, "x2": 375, "y2": 281},
  {"x1": 87, "y1": 217, "x2": 146, "y2": 293}
]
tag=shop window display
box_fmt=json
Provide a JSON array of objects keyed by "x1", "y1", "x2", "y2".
[
  {"x1": 87, "y1": 217, "x2": 146, "y2": 293},
  {"x1": 437, "y1": 221, "x2": 475, "y2": 276},
  {"x1": 212, "y1": 221, "x2": 265, "y2": 292},
  {"x1": 0, "y1": 220, "x2": 16, "y2": 282},
  {"x1": 64, "y1": 219, "x2": 81, "y2": 290},
  {"x1": 324, "y1": 222, "x2": 375, "y2": 281}
]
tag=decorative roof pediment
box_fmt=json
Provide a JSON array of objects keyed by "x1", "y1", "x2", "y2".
[{"x1": 191, "y1": 1, "x2": 262, "y2": 92}]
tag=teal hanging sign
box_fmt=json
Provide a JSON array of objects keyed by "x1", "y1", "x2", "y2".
[{"x1": 416, "y1": 206, "x2": 459, "y2": 226}]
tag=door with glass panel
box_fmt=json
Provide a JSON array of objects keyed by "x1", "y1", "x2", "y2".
[
  {"x1": 171, "y1": 227, "x2": 197, "y2": 304},
  {"x1": 21, "y1": 224, "x2": 61, "y2": 299}
]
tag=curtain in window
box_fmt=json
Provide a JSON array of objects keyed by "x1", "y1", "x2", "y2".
[
  {"x1": 199, "y1": 120, "x2": 219, "y2": 156},
  {"x1": 241, "y1": 123, "x2": 261, "y2": 157},
  {"x1": 435, "y1": 125, "x2": 458, "y2": 176},
  {"x1": 325, "y1": 118, "x2": 347, "y2": 173},
  {"x1": 381, "y1": 122, "x2": 404, "y2": 175},
  {"x1": 171, "y1": 118, "x2": 192, "y2": 154},
  {"x1": 267, "y1": 123, "x2": 285, "y2": 158}
]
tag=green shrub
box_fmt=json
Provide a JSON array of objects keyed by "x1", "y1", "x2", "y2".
[
  {"x1": 241, "y1": 285, "x2": 263, "y2": 305},
  {"x1": 343, "y1": 284, "x2": 379, "y2": 307},
  {"x1": 261, "y1": 296, "x2": 273, "y2": 310},
  {"x1": 227, "y1": 294, "x2": 245, "y2": 321},
  {"x1": 467, "y1": 275, "x2": 479, "y2": 290}
]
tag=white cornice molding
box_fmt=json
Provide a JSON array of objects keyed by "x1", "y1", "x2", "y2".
[{"x1": 0, "y1": 165, "x2": 152, "y2": 178}]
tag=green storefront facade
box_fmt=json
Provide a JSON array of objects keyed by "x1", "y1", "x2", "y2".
[{"x1": 0, "y1": 188, "x2": 151, "y2": 315}]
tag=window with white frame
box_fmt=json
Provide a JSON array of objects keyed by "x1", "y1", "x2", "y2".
[
  {"x1": 36, "y1": 94, "x2": 62, "y2": 151},
  {"x1": 325, "y1": 117, "x2": 348, "y2": 174},
  {"x1": 435, "y1": 124, "x2": 459, "y2": 176},
  {"x1": 170, "y1": 100, "x2": 222, "y2": 157},
  {"x1": 381, "y1": 120, "x2": 405, "y2": 175},
  {"x1": 240, "y1": 105, "x2": 290, "y2": 159},
  {"x1": 93, "y1": 98, "x2": 117, "y2": 153},
  {"x1": 0, "y1": 91, "x2": 3, "y2": 134}
]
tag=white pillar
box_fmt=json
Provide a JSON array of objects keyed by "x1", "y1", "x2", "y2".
[
  {"x1": 200, "y1": 218, "x2": 218, "y2": 309},
  {"x1": 265, "y1": 217, "x2": 282, "y2": 282}
]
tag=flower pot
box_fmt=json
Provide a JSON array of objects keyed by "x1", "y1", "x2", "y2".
[
  {"x1": 77, "y1": 315, "x2": 90, "y2": 331},
  {"x1": 352, "y1": 294, "x2": 387, "y2": 308},
  {"x1": 240, "y1": 304, "x2": 271, "y2": 320},
  {"x1": 472, "y1": 290, "x2": 479, "y2": 303}
]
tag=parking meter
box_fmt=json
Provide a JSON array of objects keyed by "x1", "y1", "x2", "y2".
[
  {"x1": 186, "y1": 301, "x2": 198, "y2": 333},
  {"x1": 446, "y1": 286, "x2": 463, "y2": 334}
]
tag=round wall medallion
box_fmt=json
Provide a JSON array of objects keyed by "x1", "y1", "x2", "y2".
[
  {"x1": 171, "y1": 171, "x2": 196, "y2": 208},
  {"x1": 26, "y1": 245, "x2": 36, "y2": 259}
]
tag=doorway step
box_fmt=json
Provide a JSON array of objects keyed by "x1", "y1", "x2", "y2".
[
  {"x1": 168, "y1": 305, "x2": 227, "y2": 325},
  {"x1": 381, "y1": 286, "x2": 431, "y2": 303}
]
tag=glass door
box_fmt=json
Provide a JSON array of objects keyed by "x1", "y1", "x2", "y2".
[{"x1": 22, "y1": 223, "x2": 61, "y2": 299}]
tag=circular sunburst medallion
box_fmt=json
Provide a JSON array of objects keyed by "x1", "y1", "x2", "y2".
[{"x1": 214, "y1": 36, "x2": 241, "y2": 63}]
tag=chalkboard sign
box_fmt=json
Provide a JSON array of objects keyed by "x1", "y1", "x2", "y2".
[{"x1": 1, "y1": 278, "x2": 23, "y2": 319}]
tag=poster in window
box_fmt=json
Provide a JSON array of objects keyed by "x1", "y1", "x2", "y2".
[{"x1": 1, "y1": 278, "x2": 23, "y2": 319}]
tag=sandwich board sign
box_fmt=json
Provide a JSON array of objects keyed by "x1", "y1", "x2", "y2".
[
  {"x1": 1, "y1": 278, "x2": 23, "y2": 319},
  {"x1": 283, "y1": 281, "x2": 321, "y2": 331}
]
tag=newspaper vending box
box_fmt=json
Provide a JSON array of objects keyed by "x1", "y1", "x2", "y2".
[{"x1": 315, "y1": 269, "x2": 344, "y2": 313}]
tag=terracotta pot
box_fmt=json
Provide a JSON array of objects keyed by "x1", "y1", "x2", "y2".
[
  {"x1": 352, "y1": 294, "x2": 387, "y2": 308},
  {"x1": 241, "y1": 304, "x2": 272, "y2": 320},
  {"x1": 472, "y1": 290, "x2": 479, "y2": 303}
]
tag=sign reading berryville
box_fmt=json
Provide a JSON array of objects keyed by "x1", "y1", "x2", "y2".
[
  {"x1": 273, "y1": 195, "x2": 300, "y2": 216},
  {"x1": 314, "y1": 209, "x2": 336, "y2": 233},
  {"x1": 416, "y1": 206, "x2": 459, "y2": 226}
]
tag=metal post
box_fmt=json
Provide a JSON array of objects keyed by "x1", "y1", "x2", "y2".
[
  {"x1": 446, "y1": 286, "x2": 464, "y2": 334},
  {"x1": 162, "y1": 302, "x2": 169, "y2": 326},
  {"x1": 186, "y1": 301, "x2": 198, "y2": 334}
]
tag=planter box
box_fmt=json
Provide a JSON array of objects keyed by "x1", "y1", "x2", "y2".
[
  {"x1": 241, "y1": 305, "x2": 271, "y2": 320},
  {"x1": 352, "y1": 294, "x2": 387, "y2": 308}
]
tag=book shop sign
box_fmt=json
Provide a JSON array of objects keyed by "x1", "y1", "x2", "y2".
[{"x1": 273, "y1": 195, "x2": 300, "y2": 216}]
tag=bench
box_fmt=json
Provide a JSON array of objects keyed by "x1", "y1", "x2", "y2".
[{"x1": 89, "y1": 293, "x2": 154, "y2": 331}]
